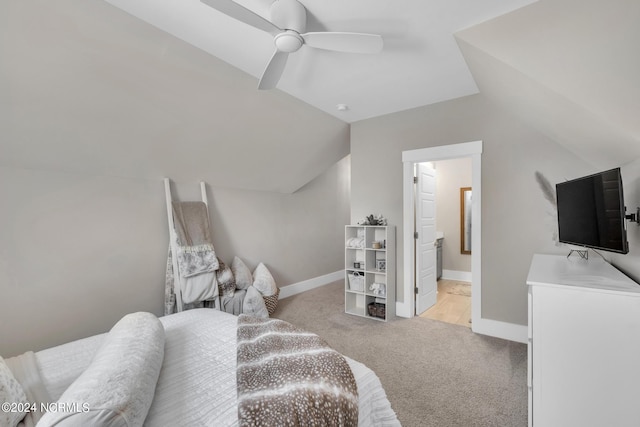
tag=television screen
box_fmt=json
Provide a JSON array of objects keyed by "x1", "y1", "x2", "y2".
[{"x1": 556, "y1": 168, "x2": 629, "y2": 254}]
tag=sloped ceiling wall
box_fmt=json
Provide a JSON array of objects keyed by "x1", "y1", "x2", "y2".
[
  {"x1": 0, "y1": 0, "x2": 349, "y2": 194},
  {"x1": 455, "y1": 0, "x2": 640, "y2": 170},
  {"x1": 6, "y1": 0, "x2": 636, "y2": 194}
]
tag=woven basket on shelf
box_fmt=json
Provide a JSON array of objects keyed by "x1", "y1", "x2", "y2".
[
  {"x1": 367, "y1": 302, "x2": 386, "y2": 319},
  {"x1": 263, "y1": 287, "x2": 280, "y2": 315}
]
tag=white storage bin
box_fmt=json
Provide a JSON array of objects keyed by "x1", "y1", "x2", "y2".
[{"x1": 348, "y1": 272, "x2": 364, "y2": 292}]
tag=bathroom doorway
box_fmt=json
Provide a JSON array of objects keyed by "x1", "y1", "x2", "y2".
[
  {"x1": 401, "y1": 141, "x2": 482, "y2": 332},
  {"x1": 420, "y1": 157, "x2": 473, "y2": 326}
]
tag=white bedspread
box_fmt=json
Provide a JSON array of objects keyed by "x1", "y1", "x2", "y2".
[{"x1": 34, "y1": 309, "x2": 399, "y2": 426}]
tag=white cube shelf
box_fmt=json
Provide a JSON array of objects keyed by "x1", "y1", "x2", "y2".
[{"x1": 345, "y1": 225, "x2": 395, "y2": 321}]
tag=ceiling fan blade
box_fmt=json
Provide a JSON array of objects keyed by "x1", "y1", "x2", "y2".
[
  {"x1": 258, "y1": 50, "x2": 289, "y2": 90},
  {"x1": 200, "y1": 0, "x2": 281, "y2": 34},
  {"x1": 301, "y1": 32, "x2": 383, "y2": 54}
]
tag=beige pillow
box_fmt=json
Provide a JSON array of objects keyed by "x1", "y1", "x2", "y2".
[
  {"x1": 252, "y1": 263, "x2": 278, "y2": 297},
  {"x1": 232, "y1": 256, "x2": 253, "y2": 290},
  {"x1": 0, "y1": 356, "x2": 29, "y2": 427}
]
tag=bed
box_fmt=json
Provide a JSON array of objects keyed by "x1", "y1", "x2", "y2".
[{"x1": 4, "y1": 309, "x2": 399, "y2": 426}]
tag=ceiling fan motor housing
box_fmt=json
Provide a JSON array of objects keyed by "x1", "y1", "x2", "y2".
[
  {"x1": 270, "y1": 0, "x2": 306, "y2": 33},
  {"x1": 274, "y1": 30, "x2": 303, "y2": 52}
]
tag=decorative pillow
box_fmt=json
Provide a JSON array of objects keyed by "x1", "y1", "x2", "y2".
[
  {"x1": 232, "y1": 256, "x2": 252, "y2": 290},
  {"x1": 216, "y1": 258, "x2": 236, "y2": 297},
  {"x1": 220, "y1": 289, "x2": 247, "y2": 316},
  {"x1": 0, "y1": 356, "x2": 29, "y2": 427},
  {"x1": 252, "y1": 263, "x2": 278, "y2": 297},
  {"x1": 38, "y1": 312, "x2": 165, "y2": 427},
  {"x1": 243, "y1": 286, "x2": 269, "y2": 319}
]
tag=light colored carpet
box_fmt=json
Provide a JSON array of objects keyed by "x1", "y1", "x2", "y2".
[{"x1": 272, "y1": 280, "x2": 528, "y2": 427}]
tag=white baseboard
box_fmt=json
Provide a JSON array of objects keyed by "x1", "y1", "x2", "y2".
[
  {"x1": 279, "y1": 270, "x2": 344, "y2": 299},
  {"x1": 395, "y1": 300, "x2": 411, "y2": 318},
  {"x1": 472, "y1": 317, "x2": 527, "y2": 344},
  {"x1": 441, "y1": 269, "x2": 472, "y2": 282}
]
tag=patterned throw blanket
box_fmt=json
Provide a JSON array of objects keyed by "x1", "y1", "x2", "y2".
[
  {"x1": 236, "y1": 315, "x2": 359, "y2": 426},
  {"x1": 171, "y1": 201, "x2": 219, "y2": 277}
]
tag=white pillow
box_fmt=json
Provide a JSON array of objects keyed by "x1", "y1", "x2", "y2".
[
  {"x1": 243, "y1": 286, "x2": 269, "y2": 319},
  {"x1": 232, "y1": 256, "x2": 252, "y2": 290},
  {"x1": 0, "y1": 356, "x2": 29, "y2": 427},
  {"x1": 252, "y1": 262, "x2": 278, "y2": 297},
  {"x1": 38, "y1": 312, "x2": 165, "y2": 427}
]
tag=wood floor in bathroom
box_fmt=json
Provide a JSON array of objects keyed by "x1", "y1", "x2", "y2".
[{"x1": 420, "y1": 279, "x2": 472, "y2": 327}]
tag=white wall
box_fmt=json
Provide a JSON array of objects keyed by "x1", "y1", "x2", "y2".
[
  {"x1": 435, "y1": 157, "x2": 472, "y2": 273},
  {"x1": 610, "y1": 157, "x2": 640, "y2": 282},
  {"x1": 0, "y1": 0, "x2": 353, "y2": 357},
  {"x1": 351, "y1": 94, "x2": 599, "y2": 326},
  {"x1": 0, "y1": 157, "x2": 350, "y2": 357}
]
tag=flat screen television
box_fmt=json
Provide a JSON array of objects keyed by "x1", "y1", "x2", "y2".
[{"x1": 556, "y1": 167, "x2": 629, "y2": 254}]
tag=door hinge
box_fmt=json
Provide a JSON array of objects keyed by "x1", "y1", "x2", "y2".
[
  {"x1": 415, "y1": 287, "x2": 419, "y2": 294},
  {"x1": 413, "y1": 176, "x2": 418, "y2": 184},
  {"x1": 414, "y1": 231, "x2": 418, "y2": 239}
]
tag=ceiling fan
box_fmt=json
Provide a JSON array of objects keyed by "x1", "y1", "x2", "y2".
[{"x1": 200, "y1": 0, "x2": 384, "y2": 89}]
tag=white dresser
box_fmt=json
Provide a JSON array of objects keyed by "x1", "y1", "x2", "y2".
[{"x1": 526, "y1": 254, "x2": 640, "y2": 427}]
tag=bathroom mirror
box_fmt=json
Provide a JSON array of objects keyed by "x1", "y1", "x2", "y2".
[{"x1": 460, "y1": 187, "x2": 472, "y2": 254}]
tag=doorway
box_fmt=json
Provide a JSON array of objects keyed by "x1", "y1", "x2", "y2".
[
  {"x1": 420, "y1": 157, "x2": 473, "y2": 326},
  {"x1": 400, "y1": 141, "x2": 482, "y2": 332}
]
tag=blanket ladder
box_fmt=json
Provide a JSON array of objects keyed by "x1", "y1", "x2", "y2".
[{"x1": 164, "y1": 178, "x2": 220, "y2": 312}]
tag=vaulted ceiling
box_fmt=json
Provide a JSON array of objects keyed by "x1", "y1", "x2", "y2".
[
  {"x1": 100, "y1": 0, "x2": 537, "y2": 123},
  {"x1": 2, "y1": 0, "x2": 638, "y2": 193},
  {"x1": 456, "y1": 0, "x2": 640, "y2": 170}
]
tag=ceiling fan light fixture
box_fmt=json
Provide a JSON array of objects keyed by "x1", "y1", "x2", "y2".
[{"x1": 274, "y1": 31, "x2": 303, "y2": 53}]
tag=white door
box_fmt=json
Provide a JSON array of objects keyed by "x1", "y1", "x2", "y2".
[{"x1": 415, "y1": 162, "x2": 437, "y2": 315}]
